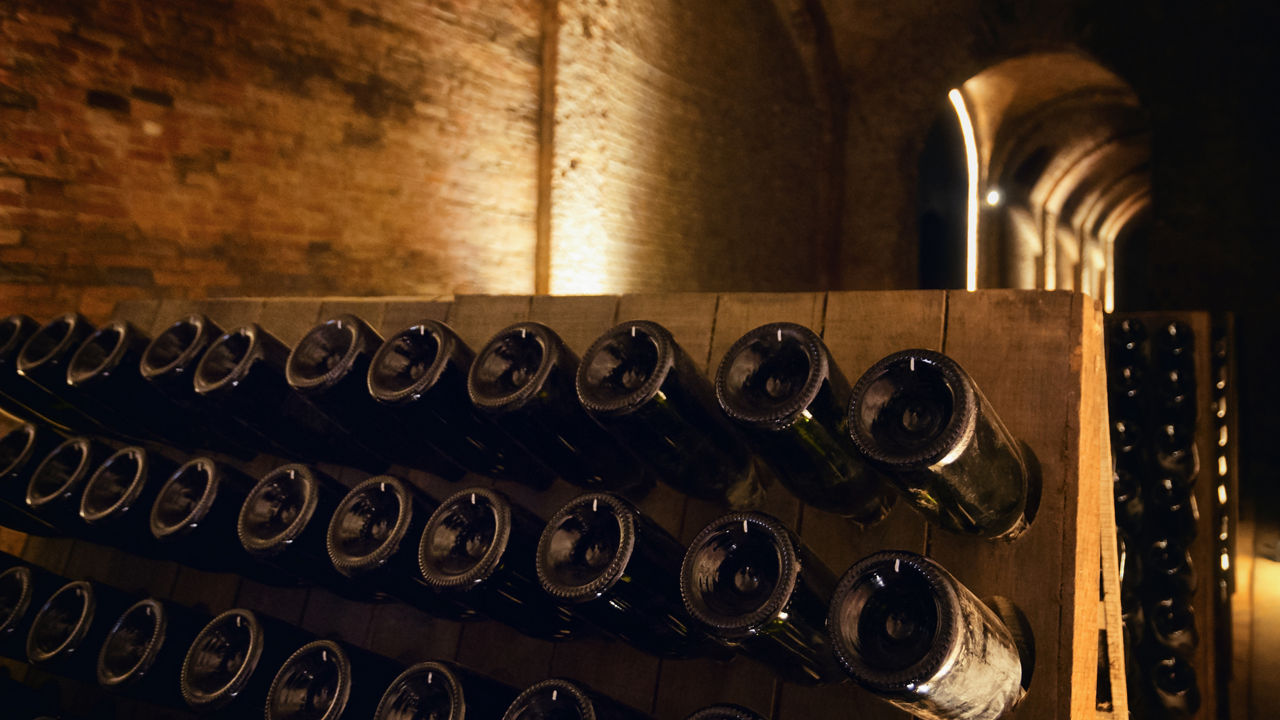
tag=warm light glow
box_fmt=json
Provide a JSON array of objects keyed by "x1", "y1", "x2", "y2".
[
  {"x1": 1219, "y1": 426, "x2": 1228, "y2": 447},
  {"x1": 1221, "y1": 552, "x2": 1230, "y2": 572},
  {"x1": 1218, "y1": 483, "x2": 1228, "y2": 505},
  {"x1": 949, "y1": 88, "x2": 979, "y2": 292},
  {"x1": 985, "y1": 189, "x2": 1002, "y2": 206},
  {"x1": 1104, "y1": 237, "x2": 1115, "y2": 313},
  {"x1": 1218, "y1": 456, "x2": 1228, "y2": 477}
]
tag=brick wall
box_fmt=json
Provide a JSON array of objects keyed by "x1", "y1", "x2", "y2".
[{"x1": 0, "y1": 0, "x2": 543, "y2": 322}]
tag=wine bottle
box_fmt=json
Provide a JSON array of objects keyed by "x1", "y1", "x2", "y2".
[
  {"x1": 237, "y1": 463, "x2": 361, "y2": 597},
  {"x1": 192, "y1": 323, "x2": 385, "y2": 470},
  {"x1": 1113, "y1": 466, "x2": 1144, "y2": 537},
  {"x1": 287, "y1": 314, "x2": 459, "y2": 477},
  {"x1": 374, "y1": 660, "x2": 518, "y2": 720},
  {"x1": 0, "y1": 314, "x2": 50, "y2": 422},
  {"x1": 1145, "y1": 537, "x2": 1197, "y2": 597},
  {"x1": 139, "y1": 313, "x2": 260, "y2": 458},
  {"x1": 715, "y1": 323, "x2": 892, "y2": 524},
  {"x1": 1107, "y1": 363, "x2": 1145, "y2": 415},
  {"x1": 848, "y1": 348, "x2": 1039, "y2": 539},
  {"x1": 180, "y1": 608, "x2": 312, "y2": 717},
  {"x1": 680, "y1": 511, "x2": 844, "y2": 684},
  {"x1": 79, "y1": 445, "x2": 177, "y2": 558},
  {"x1": 419, "y1": 486, "x2": 577, "y2": 640},
  {"x1": 326, "y1": 475, "x2": 475, "y2": 620},
  {"x1": 1147, "y1": 651, "x2": 1200, "y2": 718},
  {"x1": 683, "y1": 704, "x2": 768, "y2": 720},
  {"x1": 577, "y1": 320, "x2": 766, "y2": 507},
  {"x1": 1151, "y1": 321, "x2": 1194, "y2": 371},
  {"x1": 536, "y1": 492, "x2": 723, "y2": 659},
  {"x1": 0, "y1": 422, "x2": 64, "y2": 536},
  {"x1": 1146, "y1": 593, "x2": 1198, "y2": 657},
  {"x1": 1155, "y1": 368, "x2": 1197, "y2": 424},
  {"x1": 1153, "y1": 422, "x2": 1199, "y2": 484},
  {"x1": 96, "y1": 597, "x2": 207, "y2": 708},
  {"x1": 468, "y1": 322, "x2": 652, "y2": 493},
  {"x1": 26, "y1": 579, "x2": 134, "y2": 683},
  {"x1": 368, "y1": 319, "x2": 553, "y2": 487},
  {"x1": 25, "y1": 435, "x2": 110, "y2": 536},
  {"x1": 827, "y1": 551, "x2": 1027, "y2": 720},
  {"x1": 1144, "y1": 475, "x2": 1199, "y2": 543},
  {"x1": 13, "y1": 313, "x2": 103, "y2": 434},
  {"x1": 148, "y1": 456, "x2": 279, "y2": 583},
  {"x1": 1106, "y1": 317, "x2": 1147, "y2": 359},
  {"x1": 66, "y1": 320, "x2": 204, "y2": 448},
  {"x1": 501, "y1": 678, "x2": 653, "y2": 720},
  {"x1": 265, "y1": 638, "x2": 403, "y2": 720},
  {"x1": 0, "y1": 559, "x2": 68, "y2": 661}
]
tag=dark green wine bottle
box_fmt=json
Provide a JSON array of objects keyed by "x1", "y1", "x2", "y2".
[
  {"x1": 96, "y1": 597, "x2": 207, "y2": 709},
  {"x1": 26, "y1": 579, "x2": 134, "y2": 683},
  {"x1": 0, "y1": 422, "x2": 64, "y2": 536},
  {"x1": 578, "y1": 320, "x2": 765, "y2": 507},
  {"x1": 680, "y1": 511, "x2": 844, "y2": 685},
  {"x1": 501, "y1": 678, "x2": 654, "y2": 720},
  {"x1": 374, "y1": 660, "x2": 518, "y2": 720},
  {"x1": 25, "y1": 435, "x2": 110, "y2": 536},
  {"x1": 848, "y1": 349, "x2": 1039, "y2": 540},
  {"x1": 0, "y1": 559, "x2": 68, "y2": 662},
  {"x1": 468, "y1": 322, "x2": 652, "y2": 494},
  {"x1": 683, "y1": 704, "x2": 768, "y2": 720},
  {"x1": 715, "y1": 322, "x2": 893, "y2": 524},
  {"x1": 264, "y1": 638, "x2": 403, "y2": 720},
  {"x1": 419, "y1": 486, "x2": 577, "y2": 640},
  {"x1": 180, "y1": 608, "x2": 313, "y2": 717},
  {"x1": 827, "y1": 551, "x2": 1027, "y2": 720},
  {"x1": 14, "y1": 313, "x2": 105, "y2": 434},
  {"x1": 79, "y1": 445, "x2": 177, "y2": 559}
]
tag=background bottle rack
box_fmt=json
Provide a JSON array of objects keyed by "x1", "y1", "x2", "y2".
[{"x1": 2, "y1": 290, "x2": 1117, "y2": 720}]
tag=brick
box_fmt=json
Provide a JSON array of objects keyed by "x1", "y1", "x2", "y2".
[{"x1": 0, "y1": 228, "x2": 21, "y2": 245}]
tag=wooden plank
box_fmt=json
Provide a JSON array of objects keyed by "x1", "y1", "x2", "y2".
[
  {"x1": 299, "y1": 587, "x2": 372, "y2": 646},
  {"x1": 257, "y1": 298, "x2": 328, "y2": 347},
  {"x1": 150, "y1": 297, "x2": 206, "y2": 336},
  {"x1": 111, "y1": 299, "x2": 161, "y2": 333},
  {"x1": 528, "y1": 295, "x2": 620, "y2": 355},
  {"x1": 366, "y1": 600, "x2": 464, "y2": 666},
  {"x1": 318, "y1": 299, "x2": 388, "y2": 336},
  {"x1": 200, "y1": 298, "x2": 265, "y2": 331},
  {"x1": 1098, "y1": 360, "x2": 1127, "y2": 716},
  {"x1": 1187, "y1": 311, "x2": 1217, "y2": 718},
  {"x1": 379, "y1": 300, "x2": 453, "y2": 338},
  {"x1": 928, "y1": 290, "x2": 1101, "y2": 720},
  {"x1": 616, "y1": 293, "x2": 720, "y2": 374},
  {"x1": 446, "y1": 295, "x2": 532, "y2": 350}
]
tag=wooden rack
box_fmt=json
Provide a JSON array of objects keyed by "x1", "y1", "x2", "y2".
[{"x1": 10, "y1": 290, "x2": 1118, "y2": 720}]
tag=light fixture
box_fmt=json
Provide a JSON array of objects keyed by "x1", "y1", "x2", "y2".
[
  {"x1": 985, "y1": 189, "x2": 1002, "y2": 206},
  {"x1": 948, "y1": 88, "x2": 979, "y2": 292}
]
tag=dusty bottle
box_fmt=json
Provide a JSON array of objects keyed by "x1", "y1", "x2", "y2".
[
  {"x1": 0, "y1": 559, "x2": 68, "y2": 661},
  {"x1": 1146, "y1": 592, "x2": 1198, "y2": 658},
  {"x1": 368, "y1": 319, "x2": 552, "y2": 487},
  {"x1": 26, "y1": 579, "x2": 134, "y2": 683},
  {"x1": 681, "y1": 511, "x2": 844, "y2": 685},
  {"x1": 25, "y1": 435, "x2": 110, "y2": 536},
  {"x1": 374, "y1": 660, "x2": 518, "y2": 720},
  {"x1": 79, "y1": 445, "x2": 177, "y2": 558},
  {"x1": 419, "y1": 486, "x2": 577, "y2": 640},
  {"x1": 265, "y1": 638, "x2": 403, "y2": 720},
  {"x1": 536, "y1": 492, "x2": 723, "y2": 659},
  {"x1": 578, "y1": 320, "x2": 766, "y2": 507},
  {"x1": 716, "y1": 322, "x2": 893, "y2": 524},
  {"x1": 287, "y1": 314, "x2": 460, "y2": 477},
  {"x1": 501, "y1": 677, "x2": 653, "y2": 720},
  {"x1": 193, "y1": 323, "x2": 385, "y2": 470},
  {"x1": 827, "y1": 551, "x2": 1027, "y2": 720},
  {"x1": 1147, "y1": 651, "x2": 1200, "y2": 718},
  {"x1": 0, "y1": 422, "x2": 64, "y2": 536},
  {"x1": 0, "y1": 314, "x2": 58, "y2": 424},
  {"x1": 468, "y1": 322, "x2": 652, "y2": 494},
  {"x1": 848, "y1": 348, "x2": 1039, "y2": 539},
  {"x1": 180, "y1": 608, "x2": 313, "y2": 717},
  {"x1": 96, "y1": 597, "x2": 207, "y2": 708},
  {"x1": 13, "y1": 313, "x2": 103, "y2": 434},
  {"x1": 683, "y1": 704, "x2": 768, "y2": 720},
  {"x1": 327, "y1": 475, "x2": 475, "y2": 620},
  {"x1": 238, "y1": 463, "x2": 366, "y2": 598}
]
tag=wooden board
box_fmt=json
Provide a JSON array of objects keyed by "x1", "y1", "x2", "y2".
[{"x1": 6, "y1": 292, "x2": 1111, "y2": 720}]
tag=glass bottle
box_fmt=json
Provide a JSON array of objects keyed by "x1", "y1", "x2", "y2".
[
  {"x1": 0, "y1": 560, "x2": 68, "y2": 662},
  {"x1": 79, "y1": 445, "x2": 177, "y2": 558},
  {"x1": 326, "y1": 475, "x2": 475, "y2": 620},
  {"x1": 0, "y1": 314, "x2": 51, "y2": 423},
  {"x1": 286, "y1": 314, "x2": 459, "y2": 477},
  {"x1": 847, "y1": 348, "x2": 1038, "y2": 539},
  {"x1": 1106, "y1": 317, "x2": 1147, "y2": 360},
  {"x1": 468, "y1": 322, "x2": 652, "y2": 494},
  {"x1": 536, "y1": 492, "x2": 723, "y2": 659},
  {"x1": 66, "y1": 320, "x2": 203, "y2": 448},
  {"x1": 1155, "y1": 367, "x2": 1197, "y2": 425},
  {"x1": 827, "y1": 551, "x2": 1026, "y2": 720},
  {"x1": 681, "y1": 510, "x2": 845, "y2": 685},
  {"x1": 180, "y1": 608, "x2": 313, "y2": 717},
  {"x1": 1144, "y1": 537, "x2": 1197, "y2": 597},
  {"x1": 13, "y1": 312, "x2": 103, "y2": 434},
  {"x1": 1147, "y1": 651, "x2": 1200, "y2": 718},
  {"x1": 264, "y1": 638, "x2": 403, "y2": 720},
  {"x1": 1146, "y1": 592, "x2": 1198, "y2": 657},
  {"x1": 1151, "y1": 321, "x2": 1194, "y2": 371},
  {"x1": 0, "y1": 422, "x2": 64, "y2": 536},
  {"x1": 96, "y1": 597, "x2": 207, "y2": 709},
  {"x1": 192, "y1": 323, "x2": 385, "y2": 470},
  {"x1": 1153, "y1": 422, "x2": 1199, "y2": 485},
  {"x1": 368, "y1": 319, "x2": 553, "y2": 488},
  {"x1": 577, "y1": 320, "x2": 766, "y2": 507},
  {"x1": 683, "y1": 704, "x2": 768, "y2": 720},
  {"x1": 1144, "y1": 475, "x2": 1199, "y2": 543},
  {"x1": 25, "y1": 435, "x2": 110, "y2": 536},
  {"x1": 237, "y1": 463, "x2": 366, "y2": 598},
  {"x1": 148, "y1": 457, "x2": 280, "y2": 584},
  {"x1": 418, "y1": 486, "x2": 577, "y2": 640},
  {"x1": 716, "y1": 322, "x2": 893, "y2": 525},
  {"x1": 1113, "y1": 466, "x2": 1144, "y2": 538},
  {"x1": 501, "y1": 678, "x2": 654, "y2": 720},
  {"x1": 374, "y1": 660, "x2": 518, "y2": 720},
  {"x1": 26, "y1": 579, "x2": 134, "y2": 683}
]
